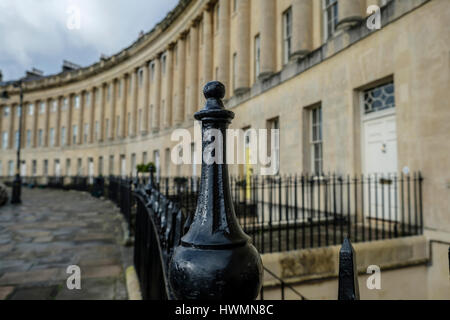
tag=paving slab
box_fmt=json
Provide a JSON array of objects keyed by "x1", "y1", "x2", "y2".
[{"x1": 0, "y1": 187, "x2": 132, "y2": 300}]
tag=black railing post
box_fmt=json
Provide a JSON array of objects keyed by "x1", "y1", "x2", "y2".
[
  {"x1": 168, "y1": 81, "x2": 263, "y2": 300},
  {"x1": 338, "y1": 238, "x2": 360, "y2": 300}
]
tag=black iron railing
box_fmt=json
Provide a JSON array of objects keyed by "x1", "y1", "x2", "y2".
[{"x1": 154, "y1": 172, "x2": 423, "y2": 254}]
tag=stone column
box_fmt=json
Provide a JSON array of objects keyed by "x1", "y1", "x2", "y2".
[
  {"x1": 120, "y1": 75, "x2": 128, "y2": 138},
  {"x1": 32, "y1": 100, "x2": 39, "y2": 147},
  {"x1": 291, "y1": 0, "x2": 313, "y2": 61},
  {"x1": 9, "y1": 104, "x2": 16, "y2": 149},
  {"x1": 164, "y1": 45, "x2": 174, "y2": 129},
  {"x1": 131, "y1": 68, "x2": 138, "y2": 136},
  {"x1": 89, "y1": 87, "x2": 96, "y2": 143},
  {"x1": 235, "y1": 0, "x2": 250, "y2": 94},
  {"x1": 217, "y1": 0, "x2": 230, "y2": 96},
  {"x1": 66, "y1": 95, "x2": 72, "y2": 146},
  {"x1": 78, "y1": 92, "x2": 84, "y2": 145},
  {"x1": 259, "y1": 0, "x2": 276, "y2": 79},
  {"x1": 174, "y1": 34, "x2": 186, "y2": 125},
  {"x1": 44, "y1": 98, "x2": 51, "y2": 147},
  {"x1": 109, "y1": 80, "x2": 117, "y2": 140},
  {"x1": 202, "y1": 6, "x2": 213, "y2": 84},
  {"x1": 142, "y1": 61, "x2": 150, "y2": 134},
  {"x1": 188, "y1": 21, "x2": 199, "y2": 118},
  {"x1": 337, "y1": 0, "x2": 364, "y2": 30},
  {"x1": 98, "y1": 85, "x2": 105, "y2": 142},
  {"x1": 151, "y1": 54, "x2": 161, "y2": 132},
  {"x1": 56, "y1": 97, "x2": 61, "y2": 146}
]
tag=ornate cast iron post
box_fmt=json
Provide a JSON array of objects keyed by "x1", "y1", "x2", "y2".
[
  {"x1": 338, "y1": 238, "x2": 360, "y2": 300},
  {"x1": 169, "y1": 81, "x2": 263, "y2": 300}
]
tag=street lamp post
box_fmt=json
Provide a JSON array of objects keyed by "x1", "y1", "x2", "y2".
[{"x1": 2, "y1": 80, "x2": 23, "y2": 204}]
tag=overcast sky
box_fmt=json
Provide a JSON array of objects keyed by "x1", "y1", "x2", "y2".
[{"x1": 0, "y1": 0, "x2": 179, "y2": 81}]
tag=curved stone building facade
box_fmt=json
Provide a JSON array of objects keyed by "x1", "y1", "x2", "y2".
[{"x1": 0, "y1": 0, "x2": 449, "y2": 271}]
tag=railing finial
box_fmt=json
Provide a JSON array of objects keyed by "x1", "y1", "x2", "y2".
[
  {"x1": 338, "y1": 237, "x2": 360, "y2": 300},
  {"x1": 168, "y1": 81, "x2": 263, "y2": 300}
]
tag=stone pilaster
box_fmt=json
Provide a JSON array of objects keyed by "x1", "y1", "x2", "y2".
[
  {"x1": 78, "y1": 92, "x2": 84, "y2": 145},
  {"x1": 109, "y1": 80, "x2": 117, "y2": 140},
  {"x1": 259, "y1": 0, "x2": 276, "y2": 79},
  {"x1": 164, "y1": 45, "x2": 174, "y2": 129},
  {"x1": 44, "y1": 98, "x2": 51, "y2": 147},
  {"x1": 66, "y1": 95, "x2": 73, "y2": 146},
  {"x1": 202, "y1": 6, "x2": 214, "y2": 84},
  {"x1": 235, "y1": 0, "x2": 250, "y2": 94},
  {"x1": 217, "y1": 0, "x2": 230, "y2": 97},
  {"x1": 56, "y1": 97, "x2": 61, "y2": 147},
  {"x1": 33, "y1": 100, "x2": 39, "y2": 147},
  {"x1": 89, "y1": 87, "x2": 95, "y2": 143},
  {"x1": 175, "y1": 34, "x2": 186, "y2": 125},
  {"x1": 151, "y1": 54, "x2": 161, "y2": 132},
  {"x1": 337, "y1": 0, "x2": 365, "y2": 31},
  {"x1": 120, "y1": 75, "x2": 128, "y2": 138},
  {"x1": 291, "y1": 0, "x2": 313, "y2": 61},
  {"x1": 188, "y1": 21, "x2": 199, "y2": 118},
  {"x1": 131, "y1": 68, "x2": 139, "y2": 137},
  {"x1": 98, "y1": 85, "x2": 105, "y2": 142},
  {"x1": 142, "y1": 62, "x2": 150, "y2": 134}
]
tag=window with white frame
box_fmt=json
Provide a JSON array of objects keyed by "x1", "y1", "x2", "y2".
[
  {"x1": 283, "y1": 7, "x2": 292, "y2": 65},
  {"x1": 52, "y1": 100, "x2": 57, "y2": 112},
  {"x1": 63, "y1": 98, "x2": 68, "y2": 110},
  {"x1": 66, "y1": 159, "x2": 71, "y2": 176},
  {"x1": 98, "y1": 156, "x2": 103, "y2": 176},
  {"x1": 72, "y1": 125, "x2": 78, "y2": 144},
  {"x1": 85, "y1": 92, "x2": 90, "y2": 107},
  {"x1": 38, "y1": 129, "x2": 43, "y2": 147},
  {"x1": 363, "y1": 82, "x2": 395, "y2": 115},
  {"x1": 254, "y1": 34, "x2": 261, "y2": 79},
  {"x1": 77, "y1": 158, "x2": 82, "y2": 175},
  {"x1": 3, "y1": 106, "x2": 9, "y2": 117},
  {"x1": 8, "y1": 160, "x2": 14, "y2": 176},
  {"x1": 267, "y1": 117, "x2": 280, "y2": 175},
  {"x1": 2, "y1": 131, "x2": 8, "y2": 149},
  {"x1": 50, "y1": 128, "x2": 55, "y2": 147},
  {"x1": 323, "y1": 0, "x2": 338, "y2": 41},
  {"x1": 43, "y1": 159, "x2": 48, "y2": 176},
  {"x1": 17, "y1": 106, "x2": 21, "y2": 116},
  {"x1": 26, "y1": 130, "x2": 31, "y2": 147},
  {"x1": 311, "y1": 106, "x2": 323, "y2": 175},
  {"x1": 74, "y1": 95, "x2": 80, "y2": 109},
  {"x1": 95, "y1": 121, "x2": 99, "y2": 141},
  {"x1": 107, "y1": 155, "x2": 113, "y2": 175},
  {"x1": 61, "y1": 127, "x2": 66, "y2": 146},
  {"x1": 84, "y1": 123, "x2": 89, "y2": 143},
  {"x1": 39, "y1": 102, "x2": 45, "y2": 114},
  {"x1": 32, "y1": 160, "x2": 37, "y2": 176},
  {"x1": 28, "y1": 103, "x2": 34, "y2": 116}
]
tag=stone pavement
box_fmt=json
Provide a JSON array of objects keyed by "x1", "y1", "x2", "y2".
[{"x1": 0, "y1": 187, "x2": 132, "y2": 300}]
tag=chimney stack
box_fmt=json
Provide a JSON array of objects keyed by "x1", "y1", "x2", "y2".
[{"x1": 62, "y1": 60, "x2": 81, "y2": 72}]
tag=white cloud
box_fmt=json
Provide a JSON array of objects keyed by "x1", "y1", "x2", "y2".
[{"x1": 0, "y1": 0, "x2": 178, "y2": 80}]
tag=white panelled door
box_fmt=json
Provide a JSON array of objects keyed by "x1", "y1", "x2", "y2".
[{"x1": 363, "y1": 113, "x2": 398, "y2": 220}]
